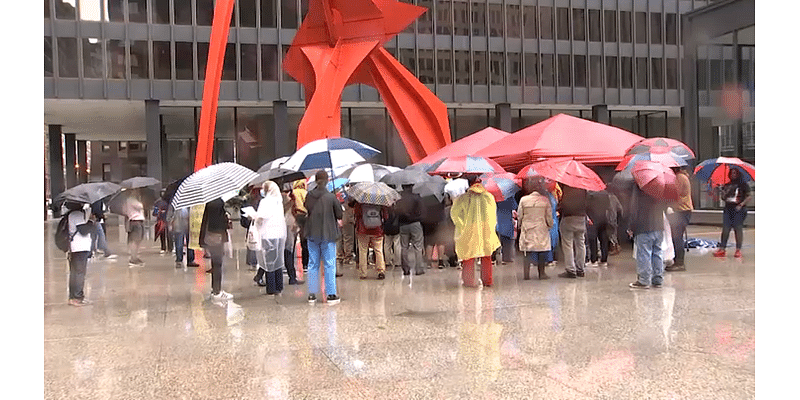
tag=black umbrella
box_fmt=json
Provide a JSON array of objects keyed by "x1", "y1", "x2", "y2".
[
  {"x1": 413, "y1": 175, "x2": 447, "y2": 201},
  {"x1": 120, "y1": 176, "x2": 161, "y2": 189},
  {"x1": 162, "y1": 176, "x2": 189, "y2": 203},
  {"x1": 53, "y1": 182, "x2": 122, "y2": 207},
  {"x1": 380, "y1": 169, "x2": 431, "y2": 187},
  {"x1": 108, "y1": 188, "x2": 158, "y2": 216},
  {"x1": 250, "y1": 168, "x2": 309, "y2": 187}
]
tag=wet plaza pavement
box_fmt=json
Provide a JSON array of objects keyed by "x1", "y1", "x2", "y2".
[{"x1": 43, "y1": 221, "x2": 755, "y2": 399}]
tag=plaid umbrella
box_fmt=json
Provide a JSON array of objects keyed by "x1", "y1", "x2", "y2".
[
  {"x1": 347, "y1": 182, "x2": 401, "y2": 206},
  {"x1": 632, "y1": 160, "x2": 679, "y2": 200},
  {"x1": 281, "y1": 138, "x2": 380, "y2": 172},
  {"x1": 616, "y1": 149, "x2": 688, "y2": 172},
  {"x1": 693, "y1": 157, "x2": 755, "y2": 187},
  {"x1": 340, "y1": 163, "x2": 401, "y2": 183},
  {"x1": 625, "y1": 137, "x2": 695, "y2": 161},
  {"x1": 479, "y1": 172, "x2": 521, "y2": 202},
  {"x1": 429, "y1": 155, "x2": 506, "y2": 175},
  {"x1": 120, "y1": 176, "x2": 161, "y2": 189},
  {"x1": 53, "y1": 182, "x2": 122, "y2": 207},
  {"x1": 170, "y1": 163, "x2": 258, "y2": 210}
]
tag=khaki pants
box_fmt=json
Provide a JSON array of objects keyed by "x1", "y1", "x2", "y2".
[
  {"x1": 383, "y1": 234, "x2": 402, "y2": 267},
  {"x1": 337, "y1": 220, "x2": 355, "y2": 262},
  {"x1": 357, "y1": 233, "x2": 385, "y2": 277}
]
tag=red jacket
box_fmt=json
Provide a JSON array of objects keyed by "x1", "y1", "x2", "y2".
[{"x1": 354, "y1": 203, "x2": 388, "y2": 236}]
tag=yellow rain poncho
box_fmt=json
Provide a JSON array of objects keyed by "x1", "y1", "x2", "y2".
[
  {"x1": 291, "y1": 179, "x2": 307, "y2": 216},
  {"x1": 450, "y1": 183, "x2": 501, "y2": 260}
]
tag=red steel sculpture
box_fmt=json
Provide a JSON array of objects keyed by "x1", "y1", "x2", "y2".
[{"x1": 195, "y1": 0, "x2": 451, "y2": 168}]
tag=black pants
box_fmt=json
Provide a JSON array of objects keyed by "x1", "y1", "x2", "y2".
[
  {"x1": 208, "y1": 244, "x2": 224, "y2": 294},
  {"x1": 668, "y1": 210, "x2": 691, "y2": 264},
  {"x1": 255, "y1": 268, "x2": 284, "y2": 294},
  {"x1": 284, "y1": 249, "x2": 298, "y2": 282},
  {"x1": 295, "y1": 215, "x2": 310, "y2": 268},
  {"x1": 587, "y1": 221, "x2": 610, "y2": 263},
  {"x1": 68, "y1": 251, "x2": 91, "y2": 300}
]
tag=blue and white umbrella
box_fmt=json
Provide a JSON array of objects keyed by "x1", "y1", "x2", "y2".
[
  {"x1": 281, "y1": 138, "x2": 381, "y2": 173},
  {"x1": 340, "y1": 163, "x2": 401, "y2": 183}
]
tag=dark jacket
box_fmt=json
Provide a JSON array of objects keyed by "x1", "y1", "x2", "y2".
[
  {"x1": 304, "y1": 186, "x2": 343, "y2": 242},
  {"x1": 627, "y1": 186, "x2": 666, "y2": 235},
  {"x1": 200, "y1": 198, "x2": 230, "y2": 245},
  {"x1": 559, "y1": 185, "x2": 587, "y2": 217},
  {"x1": 587, "y1": 190, "x2": 613, "y2": 225},
  {"x1": 395, "y1": 189, "x2": 423, "y2": 225}
]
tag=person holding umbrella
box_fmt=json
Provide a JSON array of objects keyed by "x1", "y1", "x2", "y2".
[
  {"x1": 712, "y1": 168, "x2": 752, "y2": 258},
  {"x1": 347, "y1": 181, "x2": 401, "y2": 279},
  {"x1": 64, "y1": 201, "x2": 97, "y2": 306},
  {"x1": 304, "y1": 170, "x2": 344, "y2": 304},
  {"x1": 153, "y1": 194, "x2": 173, "y2": 255},
  {"x1": 123, "y1": 190, "x2": 147, "y2": 267},
  {"x1": 395, "y1": 184, "x2": 425, "y2": 276},
  {"x1": 627, "y1": 161, "x2": 673, "y2": 289},
  {"x1": 666, "y1": 166, "x2": 693, "y2": 270},
  {"x1": 200, "y1": 198, "x2": 234, "y2": 301},
  {"x1": 450, "y1": 176, "x2": 501, "y2": 287}
]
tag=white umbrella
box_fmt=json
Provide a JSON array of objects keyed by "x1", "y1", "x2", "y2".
[
  {"x1": 339, "y1": 163, "x2": 401, "y2": 183},
  {"x1": 170, "y1": 163, "x2": 258, "y2": 210}
]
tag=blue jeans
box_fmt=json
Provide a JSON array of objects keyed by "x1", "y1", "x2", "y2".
[
  {"x1": 307, "y1": 239, "x2": 337, "y2": 296},
  {"x1": 634, "y1": 231, "x2": 664, "y2": 286},
  {"x1": 173, "y1": 232, "x2": 195, "y2": 263},
  {"x1": 90, "y1": 222, "x2": 110, "y2": 256}
]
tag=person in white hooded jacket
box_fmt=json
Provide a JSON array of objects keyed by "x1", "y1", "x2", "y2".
[{"x1": 252, "y1": 181, "x2": 288, "y2": 295}]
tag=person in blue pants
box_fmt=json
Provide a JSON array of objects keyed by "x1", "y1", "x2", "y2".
[{"x1": 303, "y1": 170, "x2": 343, "y2": 305}]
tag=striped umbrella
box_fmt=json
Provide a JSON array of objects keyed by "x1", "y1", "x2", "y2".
[
  {"x1": 615, "y1": 149, "x2": 688, "y2": 172},
  {"x1": 339, "y1": 163, "x2": 401, "y2": 183},
  {"x1": 479, "y1": 172, "x2": 521, "y2": 202},
  {"x1": 170, "y1": 163, "x2": 258, "y2": 210},
  {"x1": 281, "y1": 138, "x2": 381, "y2": 173},
  {"x1": 429, "y1": 155, "x2": 506, "y2": 175},
  {"x1": 346, "y1": 182, "x2": 402, "y2": 206},
  {"x1": 693, "y1": 157, "x2": 755, "y2": 187},
  {"x1": 625, "y1": 137, "x2": 695, "y2": 161}
]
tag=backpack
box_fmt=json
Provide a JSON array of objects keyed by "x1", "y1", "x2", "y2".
[
  {"x1": 362, "y1": 204, "x2": 383, "y2": 229},
  {"x1": 383, "y1": 206, "x2": 400, "y2": 235},
  {"x1": 55, "y1": 211, "x2": 75, "y2": 253}
]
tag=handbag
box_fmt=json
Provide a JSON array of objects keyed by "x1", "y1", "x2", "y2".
[
  {"x1": 204, "y1": 231, "x2": 224, "y2": 247},
  {"x1": 246, "y1": 225, "x2": 261, "y2": 251}
]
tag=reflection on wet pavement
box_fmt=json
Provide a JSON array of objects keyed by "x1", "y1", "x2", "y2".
[{"x1": 44, "y1": 223, "x2": 755, "y2": 399}]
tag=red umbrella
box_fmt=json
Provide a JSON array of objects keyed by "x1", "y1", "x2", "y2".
[
  {"x1": 615, "y1": 149, "x2": 688, "y2": 171},
  {"x1": 632, "y1": 160, "x2": 679, "y2": 201},
  {"x1": 429, "y1": 155, "x2": 506, "y2": 175},
  {"x1": 522, "y1": 158, "x2": 606, "y2": 191},
  {"x1": 625, "y1": 137, "x2": 695, "y2": 161},
  {"x1": 478, "y1": 172, "x2": 521, "y2": 202},
  {"x1": 693, "y1": 157, "x2": 755, "y2": 187}
]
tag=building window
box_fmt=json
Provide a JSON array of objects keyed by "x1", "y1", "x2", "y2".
[
  {"x1": 590, "y1": 55, "x2": 602, "y2": 88},
  {"x1": 261, "y1": 0, "x2": 277, "y2": 28},
  {"x1": 524, "y1": 53, "x2": 539, "y2": 86},
  {"x1": 197, "y1": 0, "x2": 214, "y2": 26},
  {"x1": 742, "y1": 122, "x2": 755, "y2": 150},
  {"x1": 261, "y1": 44, "x2": 279, "y2": 81},
  {"x1": 523, "y1": 6, "x2": 537, "y2": 39},
  {"x1": 130, "y1": 40, "x2": 149, "y2": 79},
  {"x1": 710, "y1": 59, "x2": 722, "y2": 90},
  {"x1": 437, "y1": 50, "x2": 452, "y2": 85},
  {"x1": 604, "y1": 10, "x2": 617, "y2": 42},
  {"x1": 574, "y1": 55, "x2": 586, "y2": 88},
  {"x1": 588, "y1": 9, "x2": 601, "y2": 42},
  {"x1": 107, "y1": 40, "x2": 126, "y2": 79},
  {"x1": 453, "y1": 1, "x2": 469, "y2": 36},
  {"x1": 55, "y1": 0, "x2": 76, "y2": 20},
  {"x1": 650, "y1": 13, "x2": 662, "y2": 44},
  {"x1": 82, "y1": 38, "x2": 103, "y2": 79},
  {"x1": 724, "y1": 59, "x2": 735, "y2": 84},
  {"x1": 437, "y1": 1, "x2": 453, "y2": 35},
  {"x1": 454, "y1": 50, "x2": 471, "y2": 85},
  {"x1": 473, "y1": 51, "x2": 487, "y2": 85},
  {"x1": 399, "y1": 48, "x2": 416, "y2": 76},
  {"x1": 119, "y1": 141, "x2": 128, "y2": 151},
  {"x1": 128, "y1": 0, "x2": 148, "y2": 23},
  {"x1": 557, "y1": 54, "x2": 571, "y2": 87},
  {"x1": 490, "y1": 52, "x2": 505, "y2": 85},
  {"x1": 666, "y1": 58, "x2": 678, "y2": 89},
  {"x1": 621, "y1": 56, "x2": 633, "y2": 88},
  {"x1": 239, "y1": 0, "x2": 256, "y2": 27},
  {"x1": 697, "y1": 59, "x2": 708, "y2": 90},
  {"x1": 175, "y1": 42, "x2": 193, "y2": 80},
  {"x1": 102, "y1": 163, "x2": 111, "y2": 181},
  {"x1": 107, "y1": 0, "x2": 124, "y2": 22},
  {"x1": 198, "y1": 43, "x2": 209, "y2": 80},
  {"x1": 282, "y1": 45, "x2": 293, "y2": 81},
  {"x1": 606, "y1": 56, "x2": 618, "y2": 88},
  {"x1": 472, "y1": 1, "x2": 486, "y2": 36},
  {"x1": 718, "y1": 125, "x2": 735, "y2": 152},
  {"x1": 489, "y1": 3, "x2": 504, "y2": 37},
  {"x1": 636, "y1": 57, "x2": 648, "y2": 89},
  {"x1": 419, "y1": 49, "x2": 435, "y2": 84},
  {"x1": 635, "y1": 12, "x2": 647, "y2": 44},
  {"x1": 152, "y1": 0, "x2": 170, "y2": 24},
  {"x1": 153, "y1": 41, "x2": 171, "y2": 80},
  {"x1": 541, "y1": 54, "x2": 554, "y2": 87},
  {"x1": 572, "y1": 8, "x2": 585, "y2": 41},
  {"x1": 240, "y1": 44, "x2": 257, "y2": 81},
  {"x1": 45, "y1": 0, "x2": 51, "y2": 18},
  {"x1": 665, "y1": 13, "x2": 678, "y2": 45},
  {"x1": 57, "y1": 37, "x2": 79, "y2": 78},
  {"x1": 508, "y1": 52, "x2": 521, "y2": 86},
  {"x1": 540, "y1": 6, "x2": 553, "y2": 40},
  {"x1": 222, "y1": 43, "x2": 237, "y2": 81},
  {"x1": 556, "y1": 7, "x2": 569, "y2": 41},
  {"x1": 129, "y1": 142, "x2": 141, "y2": 151},
  {"x1": 45, "y1": 37, "x2": 54, "y2": 77},
  {"x1": 175, "y1": 0, "x2": 192, "y2": 24},
  {"x1": 506, "y1": 5, "x2": 520, "y2": 38},
  {"x1": 418, "y1": 0, "x2": 433, "y2": 34},
  {"x1": 619, "y1": 11, "x2": 632, "y2": 43}
]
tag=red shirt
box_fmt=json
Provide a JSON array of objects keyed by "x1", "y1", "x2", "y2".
[{"x1": 354, "y1": 203, "x2": 388, "y2": 236}]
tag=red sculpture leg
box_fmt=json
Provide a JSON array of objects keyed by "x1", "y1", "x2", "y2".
[{"x1": 195, "y1": 0, "x2": 235, "y2": 171}]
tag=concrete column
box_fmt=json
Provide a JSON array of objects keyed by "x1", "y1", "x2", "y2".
[
  {"x1": 273, "y1": 100, "x2": 289, "y2": 156},
  {"x1": 145, "y1": 99, "x2": 163, "y2": 188},
  {"x1": 494, "y1": 103, "x2": 512, "y2": 132},
  {"x1": 591, "y1": 105, "x2": 610, "y2": 124},
  {"x1": 76, "y1": 140, "x2": 88, "y2": 183},
  {"x1": 48, "y1": 125, "x2": 65, "y2": 201},
  {"x1": 64, "y1": 133, "x2": 77, "y2": 189}
]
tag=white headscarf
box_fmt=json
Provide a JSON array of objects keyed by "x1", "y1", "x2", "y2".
[{"x1": 255, "y1": 181, "x2": 287, "y2": 239}]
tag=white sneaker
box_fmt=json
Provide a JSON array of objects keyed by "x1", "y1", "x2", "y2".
[
  {"x1": 585, "y1": 261, "x2": 598, "y2": 267},
  {"x1": 211, "y1": 291, "x2": 234, "y2": 301},
  {"x1": 599, "y1": 262, "x2": 608, "y2": 268},
  {"x1": 160, "y1": 250, "x2": 166, "y2": 255}
]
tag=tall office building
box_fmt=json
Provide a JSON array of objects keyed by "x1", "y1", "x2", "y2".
[{"x1": 44, "y1": 0, "x2": 754, "y2": 209}]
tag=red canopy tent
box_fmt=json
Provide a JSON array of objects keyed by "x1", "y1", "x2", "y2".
[
  {"x1": 414, "y1": 127, "x2": 510, "y2": 165},
  {"x1": 475, "y1": 114, "x2": 644, "y2": 173}
]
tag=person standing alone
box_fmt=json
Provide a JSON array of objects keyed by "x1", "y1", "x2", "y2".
[
  {"x1": 65, "y1": 202, "x2": 95, "y2": 306},
  {"x1": 304, "y1": 170, "x2": 343, "y2": 304},
  {"x1": 124, "y1": 191, "x2": 146, "y2": 267},
  {"x1": 712, "y1": 168, "x2": 752, "y2": 259}
]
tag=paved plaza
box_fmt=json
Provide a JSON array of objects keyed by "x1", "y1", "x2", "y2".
[{"x1": 44, "y1": 219, "x2": 755, "y2": 399}]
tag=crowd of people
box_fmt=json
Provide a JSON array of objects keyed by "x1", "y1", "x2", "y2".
[{"x1": 59, "y1": 165, "x2": 751, "y2": 306}]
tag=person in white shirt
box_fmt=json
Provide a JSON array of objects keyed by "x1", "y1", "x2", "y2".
[
  {"x1": 124, "y1": 191, "x2": 146, "y2": 266},
  {"x1": 66, "y1": 202, "x2": 95, "y2": 306}
]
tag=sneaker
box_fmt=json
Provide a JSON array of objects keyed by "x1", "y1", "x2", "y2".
[
  {"x1": 186, "y1": 262, "x2": 200, "y2": 267},
  {"x1": 665, "y1": 264, "x2": 686, "y2": 272},
  {"x1": 403, "y1": 271, "x2": 411, "y2": 276},
  {"x1": 308, "y1": 294, "x2": 317, "y2": 303},
  {"x1": 160, "y1": 250, "x2": 166, "y2": 255},
  {"x1": 734, "y1": 249, "x2": 742, "y2": 258},
  {"x1": 175, "y1": 262, "x2": 183, "y2": 268},
  {"x1": 211, "y1": 291, "x2": 234, "y2": 301},
  {"x1": 651, "y1": 282, "x2": 663, "y2": 288},
  {"x1": 558, "y1": 271, "x2": 577, "y2": 279},
  {"x1": 576, "y1": 271, "x2": 585, "y2": 277},
  {"x1": 599, "y1": 262, "x2": 608, "y2": 268},
  {"x1": 68, "y1": 298, "x2": 91, "y2": 307},
  {"x1": 377, "y1": 272, "x2": 385, "y2": 280},
  {"x1": 359, "y1": 276, "x2": 368, "y2": 280},
  {"x1": 103, "y1": 253, "x2": 117, "y2": 259},
  {"x1": 629, "y1": 282, "x2": 650, "y2": 289},
  {"x1": 287, "y1": 279, "x2": 305, "y2": 285},
  {"x1": 415, "y1": 270, "x2": 425, "y2": 276},
  {"x1": 586, "y1": 261, "x2": 598, "y2": 267},
  {"x1": 128, "y1": 259, "x2": 144, "y2": 268},
  {"x1": 327, "y1": 294, "x2": 341, "y2": 305},
  {"x1": 335, "y1": 273, "x2": 344, "y2": 277},
  {"x1": 712, "y1": 249, "x2": 726, "y2": 258}
]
